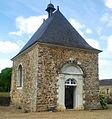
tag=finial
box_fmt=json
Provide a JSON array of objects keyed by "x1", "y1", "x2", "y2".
[{"x1": 57, "y1": 6, "x2": 59, "y2": 11}]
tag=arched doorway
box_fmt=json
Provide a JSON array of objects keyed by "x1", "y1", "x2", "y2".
[
  {"x1": 57, "y1": 62, "x2": 84, "y2": 110},
  {"x1": 65, "y1": 78, "x2": 77, "y2": 109}
]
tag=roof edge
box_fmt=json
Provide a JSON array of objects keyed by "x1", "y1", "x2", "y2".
[{"x1": 11, "y1": 42, "x2": 102, "y2": 61}]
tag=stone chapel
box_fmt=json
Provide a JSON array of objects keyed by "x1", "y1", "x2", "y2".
[{"x1": 11, "y1": 3, "x2": 101, "y2": 112}]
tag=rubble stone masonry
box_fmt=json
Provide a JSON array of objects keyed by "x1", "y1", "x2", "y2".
[{"x1": 11, "y1": 43, "x2": 101, "y2": 112}]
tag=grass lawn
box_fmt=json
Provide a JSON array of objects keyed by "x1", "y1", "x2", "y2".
[
  {"x1": 0, "y1": 92, "x2": 10, "y2": 97},
  {"x1": 0, "y1": 106, "x2": 112, "y2": 119}
]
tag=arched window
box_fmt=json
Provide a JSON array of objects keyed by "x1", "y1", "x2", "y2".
[
  {"x1": 17, "y1": 64, "x2": 23, "y2": 87},
  {"x1": 65, "y1": 78, "x2": 77, "y2": 86}
]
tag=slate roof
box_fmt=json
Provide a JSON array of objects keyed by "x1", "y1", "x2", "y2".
[
  {"x1": 13, "y1": 8, "x2": 101, "y2": 59},
  {"x1": 99, "y1": 79, "x2": 112, "y2": 86}
]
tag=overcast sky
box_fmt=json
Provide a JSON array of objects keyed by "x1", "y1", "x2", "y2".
[{"x1": 0, "y1": 0, "x2": 112, "y2": 79}]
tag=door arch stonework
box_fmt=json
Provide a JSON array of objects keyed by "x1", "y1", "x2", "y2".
[{"x1": 57, "y1": 63, "x2": 84, "y2": 110}]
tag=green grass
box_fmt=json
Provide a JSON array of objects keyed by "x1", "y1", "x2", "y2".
[{"x1": 0, "y1": 92, "x2": 10, "y2": 97}]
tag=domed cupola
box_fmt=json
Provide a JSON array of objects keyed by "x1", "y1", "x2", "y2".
[{"x1": 46, "y1": 3, "x2": 56, "y2": 18}]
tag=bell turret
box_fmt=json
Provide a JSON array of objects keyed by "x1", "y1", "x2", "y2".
[{"x1": 46, "y1": 3, "x2": 56, "y2": 18}]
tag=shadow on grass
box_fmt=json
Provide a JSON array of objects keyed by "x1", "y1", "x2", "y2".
[{"x1": 0, "y1": 92, "x2": 10, "y2": 106}]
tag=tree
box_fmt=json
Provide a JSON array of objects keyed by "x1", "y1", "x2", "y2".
[{"x1": 0, "y1": 68, "x2": 12, "y2": 92}]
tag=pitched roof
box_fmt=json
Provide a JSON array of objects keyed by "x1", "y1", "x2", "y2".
[
  {"x1": 99, "y1": 79, "x2": 112, "y2": 86},
  {"x1": 13, "y1": 8, "x2": 101, "y2": 59}
]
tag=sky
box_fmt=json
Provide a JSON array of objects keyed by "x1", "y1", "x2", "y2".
[{"x1": 0, "y1": 0, "x2": 112, "y2": 79}]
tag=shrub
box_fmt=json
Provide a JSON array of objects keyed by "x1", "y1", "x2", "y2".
[{"x1": 99, "y1": 93, "x2": 108, "y2": 109}]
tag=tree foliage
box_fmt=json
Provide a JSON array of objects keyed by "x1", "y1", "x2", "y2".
[{"x1": 0, "y1": 67, "x2": 12, "y2": 92}]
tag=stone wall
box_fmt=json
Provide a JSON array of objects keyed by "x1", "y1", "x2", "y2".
[
  {"x1": 11, "y1": 45, "x2": 39, "y2": 112},
  {"x1": 37, "y1": 43, "x2": 101, "y2": 110},
  {"x1": 11, "y1": 43, "x2": 101, "y2": 112}
]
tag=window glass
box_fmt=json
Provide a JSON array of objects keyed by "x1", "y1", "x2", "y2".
[
  {"x1": 65, "y1": 78, "x2": 76, "y2": 85},
  {"x1": 17, "y1": 65, "x2": 23, "y2": 87}
]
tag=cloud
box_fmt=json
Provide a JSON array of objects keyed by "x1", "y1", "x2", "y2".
[
  {"x1": 99, "y1": 50, "x2": 112, "y2": 79},
  {"x1": 96, "y1": 27, "x2": 102, "y2": 36},
  {"x1": 69, "y1": 18, "x2": 99, "y2": 49},
  {"x1": 107, "y1": 35, "x2": 112, "y2": 53},
  {"x1": 85, "y1": 28, "x2": 92, "y2": 34},
  {"x1": 99, "y1": 59, "x2": 112, "y2": 66},
  {"x1": 100, "y1": 13, "x2": 112, "y2": 27},
  {"x1": 104, "y1": 0, "x2": 112, "y2": 8},
  {"x1": 69, "y1": 18, "x2": 86, "y2": 37},
  {"x1": 99, "y1": 58, "x2": 112, "y2": 79},
  {"x1": 0, "y1": 59, "x2": 12, "y2": 72},
  {"x1": 69, "y1": 18, "x2": 85, "y2": 30},
  {"x1": 69, "y1": 18, "x2": 93, "y2": 39},
  {"x1": 86, "y1": 38, "x2": 100, "y2": 49},
  {"x1": 9, "y1": 15, "x2": 47, "y2": 36},
  {"x1": 99, "y1": 49, "x2": 112, "y2": 79},
  {"x1": 69, "y1": 18, "x2": 92, "y2": 34},
  {"x1": 10, "y1": 15, "x2": 99, "y2": 50},
  {"x1": 0, "y1": 41, "x2": 20, "y2": 53}
]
